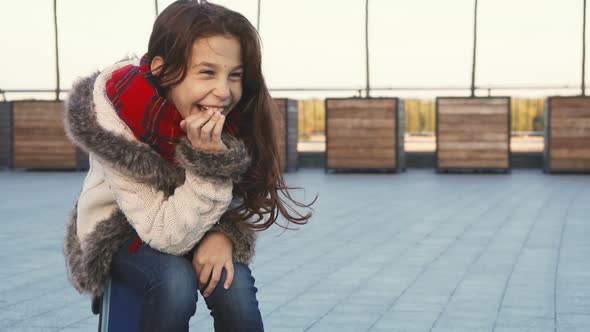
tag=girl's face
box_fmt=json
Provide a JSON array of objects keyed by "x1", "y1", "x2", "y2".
[{"x1": 151, "y1": 34, "x2": 243, "y2": 119}]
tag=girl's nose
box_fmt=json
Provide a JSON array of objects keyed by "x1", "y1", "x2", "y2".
[{"x1": 213, "y1": 79, "x2": 231, "y2": 100}]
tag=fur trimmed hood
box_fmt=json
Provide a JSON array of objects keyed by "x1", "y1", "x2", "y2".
[{"x1": 63, "y1": 63, "x2": 256, "y2": 298}]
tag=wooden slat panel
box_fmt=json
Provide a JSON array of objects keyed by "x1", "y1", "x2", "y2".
[
  {"x1": 326, "y1": 98, "x2": 399, "y2": 170},
  {"x1": 12, "y1": 101, "x2": 76, "y2": 168},
  {"x1": 438, "y1": 123, "x2": 508, "y2": 134},
  {"x1": 550, "y1": 110, "x2": 590, "y2": 119},
  {"x1": 327, "y1": 99, "x2": 396, "y2": 109},
  {"x1": 438, "y1": 150, "x2": 508, "y2": 159},
  {"x1": 327, "y1": 118, "x2": 395, "y2": 129},
  {"x1": 328, "y1": 137, "x2": 396, "y2": 149},
  {"x1": 13, "y1": 158, "x2": 76, "y2": 168},
  {"x1": 327, "y1": 108, "x2": 395, "y2": 119},
  {"x1": 439, "y1": 133, "x2": 507, "y2": 142},
  {"x1": 439, "y1": 98, "x2": 509, "y2": 107},
  {"x1": 327, "y1": 157, "x2": 396, "y2": 168},
  {"x1": 439, "y1": 159, "x2": 508, "y2": 168},
  {"x1": 547, "y1": 98, "x2": 590, "y2": 171},
  {"x1": 550, "y1": 138, "x2": 590, "y2": 148},
  {"x1": 438, "y1": 142, "x2": 508, "y2": 150},
  {"x1": 438, "y1": 106, "x2": 508, "y2": 115},
  {"x1": 328, "y1": 148, "x2": 396, "y2": 159},
  {"x1": 550, "y1": 98, "x2": 590, "y2": 108},
  {"x1": 550, "y1": 128, "x2": 590, "y2": 138},
  {"x1": 438, "y1": 98, "x2": 509, "y2": 115},
  {"x1": 439, "y1": 114, "x2": 507, "y2": 125},
  {"x1": 551, "y1": 159, "x2": 590, "y2": 169},
  {"x1": 551, "y1": 118, "x2": 590, "y2": 127},
  {"x1": 328, "y1": 128, "x2": 395, "y2": 139},
  {"x1": 437, "y1": 98, "x2": 509, "y2": 170},
  {"x1": 550, "y1": 149, "x2": 590, "y2": 158}
]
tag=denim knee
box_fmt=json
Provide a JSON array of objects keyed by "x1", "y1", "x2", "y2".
[
  {"x1": 203, "y1": 263, "x2": 263, "y2": 331},
  {"x1": 145, "y1": 256, "x2": 198, "y2": 321}
]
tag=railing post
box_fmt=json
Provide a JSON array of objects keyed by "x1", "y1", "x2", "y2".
[
  {"x1": 470, "y1": 0, "x2": 478, "y2": 98},
  {"x1": 53, "y1": 0, "x2": 60, "y2": 101},
  {"x1": 582, "y1": 0, "x2": 587, "y2": 96},
  {"x1": 365, "y1": 0, "x2": 370, "y2": 98}
]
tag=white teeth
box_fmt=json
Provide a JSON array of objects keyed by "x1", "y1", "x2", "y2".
[{"x1": 199, "y1": 105, "x2": 225, "y2": 113}]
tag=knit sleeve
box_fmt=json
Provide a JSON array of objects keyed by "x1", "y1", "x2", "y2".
[
  {"x1": 101, "y1": 161, "x2": 233, "y2": 255},
  {"x1": 174, "y1": 134, "x2": 251, "y2": 183}
]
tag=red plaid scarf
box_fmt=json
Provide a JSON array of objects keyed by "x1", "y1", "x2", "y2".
[{"x1": 106, "y1": 55, "x2": 241, "y2": 163}]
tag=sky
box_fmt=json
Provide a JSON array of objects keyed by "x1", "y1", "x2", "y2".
[{"x1": 0, "y1": 0, "x2": 586, "y2": 99}]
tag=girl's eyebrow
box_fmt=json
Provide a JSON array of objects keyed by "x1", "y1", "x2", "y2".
[{"x1": 194, "y1": 62, "x2": 243, "y2": 71}]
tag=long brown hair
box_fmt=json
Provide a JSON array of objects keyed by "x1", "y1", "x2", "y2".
[{"x1": 147, "y1": 0, "x2": 316, "y2": 231}]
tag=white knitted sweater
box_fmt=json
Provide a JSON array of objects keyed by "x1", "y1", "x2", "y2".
[{"x1": 76, "y1": 60, "x2": 233, "y2": 255}]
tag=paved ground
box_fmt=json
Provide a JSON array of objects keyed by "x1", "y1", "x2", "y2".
[{"x1": 0, "y1": 169, "x2": 589, "y2": 331}]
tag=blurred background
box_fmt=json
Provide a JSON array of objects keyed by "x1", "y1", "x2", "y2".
[{"x1": 0, "y1": 0, "x2": 586, "y2": 155}]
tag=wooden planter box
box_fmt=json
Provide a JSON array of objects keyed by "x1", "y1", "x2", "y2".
[
  {"x1": 436, "y1": 97, "x2": 511, "y2": 173},
  {"x1": 544, "y1": 97, "x2": 590, "y2": 173},
  {"x1": 0, "y1": 102, "x2": 13, "y2": 169},
  {"x1": 272, "y1": 98, "x2": 298, "y2": 172},
  {"x1": 325, "y1": 98, "x2": 405, "y2": 172},
  {"x1": 11, "y1": 101, "x2": 88, "y2": 170}
]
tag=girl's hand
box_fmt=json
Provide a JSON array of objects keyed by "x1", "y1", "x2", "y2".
[
  {"x1": 180, "y1": 109, "x2": 227, "y2": 152},
  {"x1": 192, "y1": 231, "x2": 234, "y2": 297}
]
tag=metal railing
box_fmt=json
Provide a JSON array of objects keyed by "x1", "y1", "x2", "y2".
[{"x1": 0, "y1": 85, "x2": 583, "y2": 102}]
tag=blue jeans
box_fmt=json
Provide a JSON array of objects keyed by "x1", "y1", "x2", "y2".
[{"x1": 111, "y1": 237, "x2": 264, "y2": 332}]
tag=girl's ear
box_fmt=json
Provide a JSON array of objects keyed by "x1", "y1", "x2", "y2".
[{"x1": 150, "y1": 56, "x2": 165, "y2": 76}]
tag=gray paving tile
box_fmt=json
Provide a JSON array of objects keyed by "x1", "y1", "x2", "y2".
[
  {"x1": 433, "y1": 311, "x2": 496, "y2": 330},
  {"x1": 14, "y1": 304, "x2": 93, "y2": 329},
  {"x1": 557, "y1": 314, "x2": 590, "y2": 332},
  {"x1": 495, "y1": 313, "x2": 554, "y2": 330},
  {"x1": 0, "y1": 327, "x2": 59, "y2": 332},
  {"x1": 262, "y1": 312, "x2": 318, "y2": 330},
  {"x1": 0, "y1": 170, "x2": 589, "y2": 331},
  {"x1": 0, "y1": 319, "x2": 19, "y2": 330},
  {"x1": 431, "y1": 329, "x2": 491, "y2": 332},
  {"x1": 370, "y1": 310, "x2": 440, "y2": 331}
]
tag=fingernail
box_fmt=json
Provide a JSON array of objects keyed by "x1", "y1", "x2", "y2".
[
  {"x1": 224, "y1": 284, "x2": 229, "y2": 289},
  {"x1": 204, "y1": 292, "x2": 209, "y2": 297}
]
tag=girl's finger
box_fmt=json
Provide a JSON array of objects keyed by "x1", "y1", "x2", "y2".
[
  {"x1": 186, "y1": 111, "x2": 215, "y2": 138},
  {"x1": 193, "y1": 261, "x2": 202, "y2": 276},
  {"x1": 198, "y1": 263, "x2": 213, "y2": 291},
  {"x1": 203, "y1": 264, "x2": 223, "y2": 297},
  {"x1": 223, "y1": 261, "x2": 234, "y2": 289},
  {"x1": 200, "y1": 112, "x2": 220, "y2": 142},
  {"x1": 211, "y1": 113, "x2": 225, "y2": 143}
]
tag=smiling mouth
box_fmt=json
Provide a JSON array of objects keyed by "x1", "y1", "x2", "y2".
[{"x1": 197, "y1": 104, "x2": 230, "y2": 115}]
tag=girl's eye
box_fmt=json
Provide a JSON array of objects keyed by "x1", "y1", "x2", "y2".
[
  {"x1": 230, "y1": 72, "x2": 243, "y2": 79},
  {"x1": 200, "y1": 70, "x2": 214, "y2": 76}
]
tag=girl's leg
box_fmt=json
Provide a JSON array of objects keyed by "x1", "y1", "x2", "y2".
[
  {"x1": 201, "y1": 262, "x2": 264, "y2": 332},
  {"x1": 111, "y1": 238, "x2": 198, "y2": 332}
]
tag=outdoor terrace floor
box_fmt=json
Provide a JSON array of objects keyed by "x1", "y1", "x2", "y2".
[{"x1": 0, "y1": 169, "x2": 588, "y2": 331}]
